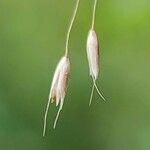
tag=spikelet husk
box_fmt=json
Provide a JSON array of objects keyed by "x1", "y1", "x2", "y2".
[
  {"x1": 86, "y1": 29, "x2": 106, "y2": 105},
  {"x1": 43, "y1": 56, "x2": 70, "y2": 136},
  {"x1": 87, "y1": 29, "x2": 99, "y2": 80},
  {"x1": 49, "y1": 56, "x2": 70, "y2": 107}
]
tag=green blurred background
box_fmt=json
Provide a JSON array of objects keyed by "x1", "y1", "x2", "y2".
[{"x1": 0, "y1": 0, "x2": 150, "y2": 149}]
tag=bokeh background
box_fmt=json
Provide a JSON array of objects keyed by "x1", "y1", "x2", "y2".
[{"x1": 0, "y1": 0, "x2": 150, "y2": 149}]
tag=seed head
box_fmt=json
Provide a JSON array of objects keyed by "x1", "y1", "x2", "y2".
[
  {"x1": 49, "y1": 56, "x2": 70, "y2": 107},
  {"x1": 87, "y1": 29, "x2": 99, "y2": 80},
  {"x1": 43, "y1": 56, "x2": 70, "y2": 136},
  {"x1": 86, "y1": 29, "x2": 106, "y2": 105}
]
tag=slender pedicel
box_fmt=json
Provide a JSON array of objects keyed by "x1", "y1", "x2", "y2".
[
  {"x1": 65, "y1": 0, "x2": 80, "y2": 57},
  {"x1": 87, "y1": 0, "x2": 106, "y2": 106},
  {"x1": 43, "y1": 0, "x2": 80, "y2": 136},
  {"x1": 91, "y1": 0, "x2": 98, "y2": 30}
]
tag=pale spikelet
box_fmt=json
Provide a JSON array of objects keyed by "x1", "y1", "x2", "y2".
[
  {"x1": 87, "y1": 29, "x2": 99, "y2": 80},
  {"x1": 43, "y1": 56, "x2": 70, "y2": 136},
  {"x1": 86, "y1": 29, "x2": 106, "y2": 106}
]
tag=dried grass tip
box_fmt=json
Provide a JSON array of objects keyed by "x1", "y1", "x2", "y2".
[
  {"x1": 86, "y1": 29, "x2": 106, "y2": 106},
  {"x1": 43, "y1": 56, "x2": 70, "y2": 136}
]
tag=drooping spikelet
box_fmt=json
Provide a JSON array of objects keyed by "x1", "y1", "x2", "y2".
[
  {"x1": 43, "y1": 56, "x2": 70, "y2": 136},
  {"x1": 86, "y1": 29, "x2": 106, "y2": 106},
  {"x1": 87, "y1": 29, "x2": 99, "y2": 80},
  {"x1": 43, "y1": 0, "x2": 80, "y2": 136}
]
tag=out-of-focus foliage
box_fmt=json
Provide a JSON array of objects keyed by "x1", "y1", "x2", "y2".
[{"x1": 0, "y1": 0, "x2": 150, "y2": 150}]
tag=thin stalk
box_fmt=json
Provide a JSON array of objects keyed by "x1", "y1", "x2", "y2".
[
  {"x1": 65, "y1": 0, "x2": 80, "y2": 57},
  {"x1": 91, "y1": 0, "x2": 98, "y2": 30}
]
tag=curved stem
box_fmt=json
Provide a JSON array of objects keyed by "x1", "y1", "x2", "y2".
[
  {"x1": 65, "y1": 0, "x2": 80, "y2": 57},
  {"x1": 91, "y1": 0, "x2": 98, "y2": 30}
]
